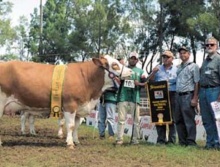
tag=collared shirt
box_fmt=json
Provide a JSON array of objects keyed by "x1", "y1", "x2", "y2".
[
  {"x1": 176, "y1": 61, "x2": 200, "y2": 92},
  {"x1": 154, "y1": 64, "x2": 177, "y2": 91},
  {"x1": 200, "y1": 53, "x2": 220, "y2": 87}
]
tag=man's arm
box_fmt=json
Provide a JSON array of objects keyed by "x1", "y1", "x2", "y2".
[{"x1": 191, "y1": 82, "x2": 199, "y2": 107}]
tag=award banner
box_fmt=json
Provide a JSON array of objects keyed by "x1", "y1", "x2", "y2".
[
  {"x1": 51, "y1": 65, "x2": 66, "y2": 118},
  {"x1": 146, "y1": 81, "x2": 172, "y2": 125}
]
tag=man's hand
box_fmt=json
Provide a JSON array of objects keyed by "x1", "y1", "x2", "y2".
[
  {"x1": 191, "y1": 97, "x2": 198, "y2": 107},
  {"x1": 134, "y1": 80, "x2": 145, "y2": 86},
  {"x1": 152, "y1": 66, "x2": 159, "y2": 73},
  {"x1": 217, "y1": 95, "x2": 220, "y2": 102}
]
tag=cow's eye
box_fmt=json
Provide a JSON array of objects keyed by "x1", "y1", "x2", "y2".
[{"x1": 112, "y1": 63, "x2": 119, "y2": 70}]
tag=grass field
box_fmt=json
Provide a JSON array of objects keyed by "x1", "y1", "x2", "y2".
[{"x1": 0, "y1": 115, "x2": 220, "y2": 167}]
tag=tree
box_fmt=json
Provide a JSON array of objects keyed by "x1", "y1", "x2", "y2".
[
  {"x1": 15, "y1": 16, "x2": 30, "y2": 60},
  {"x1": 161, "y1": 0, "x2": 206, "y2": 62},
  {"x1": 29, "y1": 0, "x2": 71, "y2": 63},
  {"x1": 0, "y1": 1, "x2": 16, "y2": 46},
  {"x1": 68, "y1": 0, "x2": 132, "y2": 60},
  {"x1": 28, "y1": 0, "x2": 132, "y2": 62}
]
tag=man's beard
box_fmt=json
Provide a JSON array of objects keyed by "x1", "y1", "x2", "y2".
[{"x1": 205, "y1": 49, "x2": 215, "y2": 54}]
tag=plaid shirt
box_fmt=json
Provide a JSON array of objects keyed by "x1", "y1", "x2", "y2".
[{"x1": 176, "y1": 61, "x2": 200, "y2": 92}]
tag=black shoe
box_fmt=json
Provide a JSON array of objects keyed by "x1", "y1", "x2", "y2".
[
  {"x1": 156, "y1": 141, "x2": 166, "y2": 145},
  {"x1": 204, "y1": 145, "x2": 214, "y2": 150},
  {"x1": 166, "y1": 141, "x2": 175, "y2": 146},
  {"x1": 179, "y1": 143, "x2": 187, "y2": 147},
  {"x1": 99, "y1": 135, "x2": 105, "y2": 140},
  {"x1": 187, "y1": 143, "x2": 197, "y2": 147},
  {"x1": 214, "y1": 144, "x2": 220, "y2": 150}
]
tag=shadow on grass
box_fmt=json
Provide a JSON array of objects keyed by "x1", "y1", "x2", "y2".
[{"x1": 2, "y1": 140, "x2": 66, "y2": 147}]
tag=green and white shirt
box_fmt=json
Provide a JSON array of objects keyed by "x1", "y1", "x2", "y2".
[{"x1": 117, "y1": 67, "x2": 144, "y2": 103}]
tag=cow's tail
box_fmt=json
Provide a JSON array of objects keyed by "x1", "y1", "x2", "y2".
[
  {"x1": 0, "y1": 101, "x2": 4, "y2": 118},
  {"x1": 0, "y1": 102, "x2": 3, "y2": 146}
]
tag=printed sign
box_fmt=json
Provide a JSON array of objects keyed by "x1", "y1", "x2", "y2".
[
  {"x1": 124, "y1": 80, "x2": 135, "y2": 88},
  {"x1": 211, "y1": 101, "x2": 220, "y2": 119},
  {"x1": 86, "y1": 111, "x2": 206, "y2": 142},
  {"x1": 146, "y1": 81, "x2": 172, "y2": 125}
]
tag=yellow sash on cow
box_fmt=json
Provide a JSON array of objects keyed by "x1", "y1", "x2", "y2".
[{"x1": 50, "y1": 65, "x2": 67, "y2": 118}]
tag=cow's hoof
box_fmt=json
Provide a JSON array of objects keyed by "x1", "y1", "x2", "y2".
[
  {"x1": 67, "y1": 145, "x2": 75, "y2": 150},
  {"x1": 30, "y1": 131, "x2": 37, "y2": 136},
  {"x1": 58, "y1": 134, "x2": 64, "y2": 139},
  {"x1": 30, "y1": 133, "x2": 37, "y2": 136},
  {"x1": 74, "y1": 141, "x2": 80, "y2": 146}
]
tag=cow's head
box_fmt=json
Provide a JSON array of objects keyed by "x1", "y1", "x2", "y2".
[{"x1": 92, "y1": 55, "x2": 132, "y2": 91}]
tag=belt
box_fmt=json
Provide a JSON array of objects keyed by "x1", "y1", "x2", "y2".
[
  {"x1": 200, "y1": 85, "x2": 219, "y2": 89},
  {"x1": 177, "y1": 91, "x2": 193, "y2": 96}
]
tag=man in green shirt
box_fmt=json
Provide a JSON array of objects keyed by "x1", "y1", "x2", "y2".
[{"x1": 116, "y1": 52, "x2": 146, "y2": 145}]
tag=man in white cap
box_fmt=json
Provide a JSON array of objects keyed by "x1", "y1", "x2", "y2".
[{"x1": 116, "y1": 52, "x2": 146, "y2": 145}]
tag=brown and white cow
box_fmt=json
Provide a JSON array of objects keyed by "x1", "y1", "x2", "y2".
[{"x1": 0, "y1": 55, "x2": 132, "y2": 149}]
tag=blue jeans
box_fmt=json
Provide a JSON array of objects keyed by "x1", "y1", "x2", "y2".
[
  {"x1": 98, "y1": 102, "x2": 116, "y2": 137},
  {"x1": 199, "y1": 87, "x2": 220, "y2": 147}
]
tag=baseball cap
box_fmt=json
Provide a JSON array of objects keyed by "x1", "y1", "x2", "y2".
[
  {"x1": 129, "y1": 52, "x2": 138, "y2": 59},
  {"x1": 161, "y1": 50, "x2": 174, "y2": 58},
  {"x1": 116, "y1": 55, "x2": 124, "y2": 61},
  {"x1": 178, "y1": 46, "x2": 190, "y2": 52}
]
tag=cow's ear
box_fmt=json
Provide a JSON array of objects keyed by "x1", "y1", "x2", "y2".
[
  {"x1": 92, "y1": 58, "x2": 103, "y2": 67},
  {"x1": 92, "y1": 58, "x2": 109, "y2": 69}
]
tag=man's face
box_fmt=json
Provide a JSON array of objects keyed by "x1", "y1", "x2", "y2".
[
  {"x1": 162, "y1": 55, "x2": 173, "y2": 65},
  {"x1": 128, "y1": 56, "x2": 138, "y2": 67},
  {"x1": 119, "y1": 59, "x2": 125, "y2": 65},
  {"x1": 205, "y1": 39, "x2": 218, "y2": 55},
  {"x1": 179, "y1": 50, "x2": 190, "y2": 62}
]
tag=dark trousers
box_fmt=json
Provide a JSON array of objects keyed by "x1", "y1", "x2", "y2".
[
  {"x1": 174, "y1": 93, "x2": 196, "y2": 146},
  {"x1": 156, "y1": 91, "x2": 176, "y2": 144}
]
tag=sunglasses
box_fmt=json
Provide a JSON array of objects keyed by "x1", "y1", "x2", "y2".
[{"x1": 206, "y1": 43, "x2": 216, "y2": 47}]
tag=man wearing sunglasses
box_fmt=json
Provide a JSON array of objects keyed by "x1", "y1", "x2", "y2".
[
  {"x1": 199, "y1": 37, "x2": 220, "y2": 150},
  {"x1": 149, "y1": 50, "x2": 177, "y2": 145}
]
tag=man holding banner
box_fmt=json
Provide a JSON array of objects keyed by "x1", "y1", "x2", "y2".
[
  {"x1": 116, "y1": 52, "x2": 146, "y2": 145},
  {"x1": 149, "y1": 50, "x2": 177, "y2": 145}
]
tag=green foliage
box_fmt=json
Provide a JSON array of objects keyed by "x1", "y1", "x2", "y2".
[
  {"x1": 187, "y1": 12, "x2": 219, "y2": 38},
  {"x1": 0, "y1": 1, "x2": 16, "y2": 46},
  {"x1": 0, "y1": 53, "x2": 19, "y2": 61},
  {"x1": 27, "y1": 0, "x2": 132, "y2": 62}
]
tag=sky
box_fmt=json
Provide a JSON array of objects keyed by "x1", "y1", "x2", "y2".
[{"x1": 8, "y1": 0, "x2": 47, "y2": 26}]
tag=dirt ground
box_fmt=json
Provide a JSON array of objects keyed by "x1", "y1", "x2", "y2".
[
  {"x1": 0, "y1": 116, "x2": 151, "y2": 167},
  {"x1": 1, "y1": 115, "x2": 220, "y2": 167}
]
